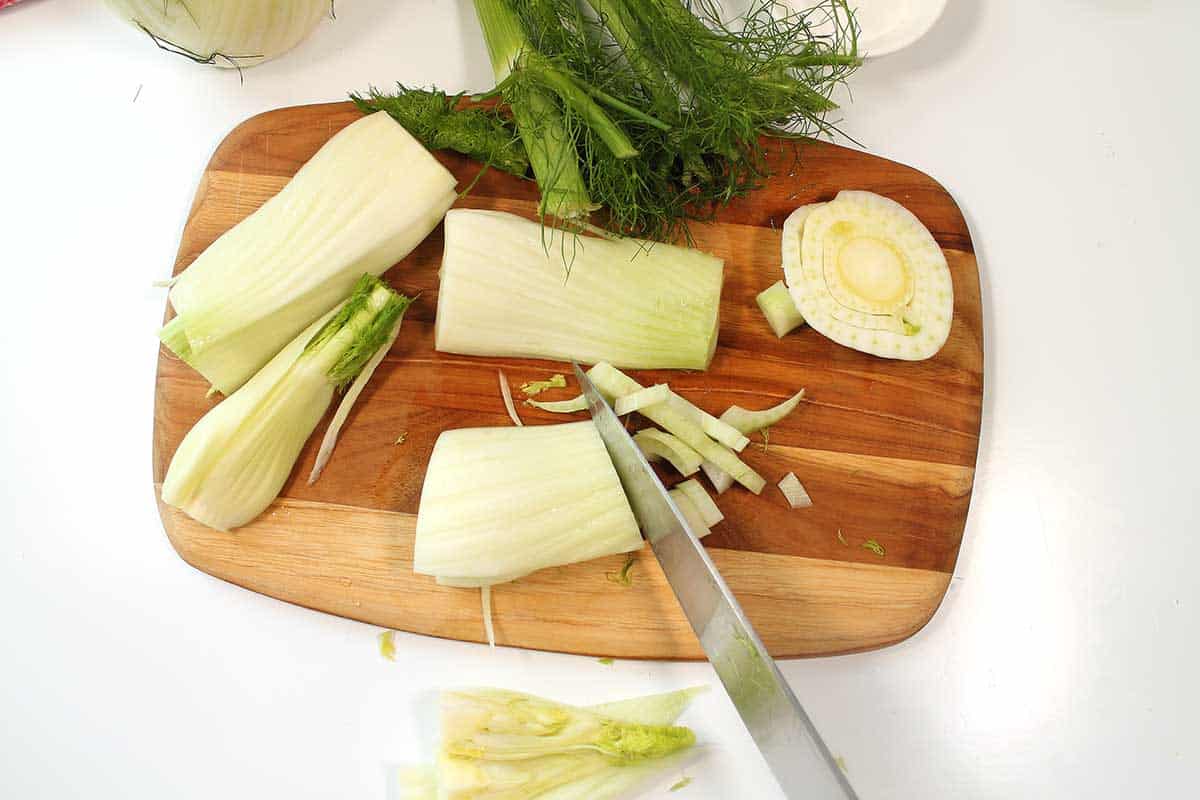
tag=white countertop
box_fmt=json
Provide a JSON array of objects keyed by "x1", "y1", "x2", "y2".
[{"x1": 1, "y1": 1, "x2": 1197, "y2": 797}]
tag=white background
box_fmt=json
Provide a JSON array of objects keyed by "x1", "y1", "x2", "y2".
[{"x1": 1, "y1": 1, "x2": 1197, "y2": 797}]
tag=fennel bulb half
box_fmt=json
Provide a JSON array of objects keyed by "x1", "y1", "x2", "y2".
[
  {"x1": 162, "y1": 275, "x2": 411, "y2": 532},
  {"x1": 412, "y1": 421, "x2": 643, "y2": 584},
  {"x1": 161, "y1": 111, "x2": 456, "y2": 395},
  {"x1": 104, "y1": 0, "x2": 331, "y2": 69},
  {"x1": 435, "y1": 210, "x2": 724, "y2": 371}
]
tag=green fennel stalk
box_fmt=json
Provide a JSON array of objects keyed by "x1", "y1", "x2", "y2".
[{"x1": 355, "y1": 0, "x2": 859, "y2": 240}]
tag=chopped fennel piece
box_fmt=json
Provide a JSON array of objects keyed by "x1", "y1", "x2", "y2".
[
  {"x1": 395, "y1": 432, "x2": 408, "y2": 445},
  {"x1": 670, "y1": 776, "x2": 693, "y2": 792},
  {"x1": 308, "y1": 312, "x2": 406, "y2": 484},
  {"x1": 497, "y1": 369, "x2": 523, "y2": 426},
  {"x1": 435, "y1": 210, "x2": 724, "y2": 370},
  {"x1": 719, "y1": 390, "x2": 806, "y2": 435},
  {"x1": 161, "y1": 112, "x2": 456, "y2": 394},
  {"x1": 527, "y1": 394, "x2": 588, "y2": 413},
  {"x1": 756, "y1": 280, "x2": 805, "y2": 337},
  {"x1": 378, "y1": 630, "x2": 397, "y2": 661},
  {"x1": 669, "y1": 489, "x2": 711, "y2": 538},
  {"x1": 613, "y1": 383, "x2": 670, "y2": 416},
  {"x1": 837, "y1": 529, "x2": 848, "y2": 546},
  {"x1": 413, "y1": 422, "x2": 642, "y2": 583},
  {"x1": 700, "y1": 460, "x2": 734, "y2": 495},
  {"x1": 778, "y1": 472, "x2": 813, "y2": 509},
  {"x1": 598, "y1": 657, "x2": 615, "y2": 666},
  {"x1": 633, "y1": 429, "x2": 703, "y2": 476},
  {"x1": 587, "y1": 364, "x2": 765, "y2": 494},
  {"x1": 673, "y1": 479, "x2": 723, "y2": 527},
  {"x1": 521, "y1": 373, "x2": 567, "y2": 396},
  {"x1": 440, "y1": 688, "x2": 695, "y2": 763},
  {"x1": 787, "y1": 191, "x2": 954, "y2": 360},
  {"x1": 863, "y1": 539, "x2": 887, "y2": 557},
  {"x1": 668, "y1": 392, "x2": 750, "y2": 452},
  {"x1": 162, "y1": 276, "x2": 410, "y2": 531}
]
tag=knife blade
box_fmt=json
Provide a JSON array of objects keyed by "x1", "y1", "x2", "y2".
[{"x1": 573, "y1": 364, "x2": 857, "y2": 800}]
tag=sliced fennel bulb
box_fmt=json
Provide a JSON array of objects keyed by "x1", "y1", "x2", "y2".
[
  {"x1": 413, "y1": 421, "x2": 642, "y2": 583},
  {"x1": 787, "y1": 191, "x2": 954, "y2": 360},
  {"x1": 435, "y1": 210, "x2": 724, "y2": 370},
  {"x1": 104, "y1": 0, "x2": 330, "y2": 69},
  {"x1": 633, "y1": 429, "x2": 702, "y2": 477},
  {"x1": 719, "y1": 390, "x2": 806, "y2": 435},
  {"x1": 587, "y1": 363, "x2": 765, "y2": 494},
  {"x1": 673, "y1": 479, "x2": 723, "y2": 527},
  {"x1": 613, "y1": 384, "x2": 670, "y2": 416},
  {"x1": 668, "y1": 489, "x2": 711, "y2": 538},
  {"x1": 162, "y1": 112, "x2": 456, "y2": 394},
  {"x1": 162, "y1": 276, "x2": 411, "y2": 531}
]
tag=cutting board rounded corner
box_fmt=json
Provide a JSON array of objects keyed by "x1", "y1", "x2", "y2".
[{"x1": 151, "y1": 101, "x2": 982, "y2": 660}]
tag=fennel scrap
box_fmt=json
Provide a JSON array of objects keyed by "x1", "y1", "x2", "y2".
[
  {"x1": 606, "y1": 554, "x2": 637, "y2": 587},
  {"x1": 520, "y1": 373, "x2": 567, "y2": 396},
  {"x1": 401, "y1": 687, "x2": 704, "y2": 798}
]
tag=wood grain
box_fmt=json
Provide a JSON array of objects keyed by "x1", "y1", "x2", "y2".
[{"x1": 153, "y1": 102, "x2": 983, "y2": 658}]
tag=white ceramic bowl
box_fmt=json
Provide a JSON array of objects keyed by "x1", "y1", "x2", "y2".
[{"x1": 786, "y1": 0, "x2": 949, "y2": 58}]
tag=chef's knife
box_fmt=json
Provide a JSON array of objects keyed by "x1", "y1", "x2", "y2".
[{"x1": 573, "y1": 364, "x2": 858, "y2": 800}]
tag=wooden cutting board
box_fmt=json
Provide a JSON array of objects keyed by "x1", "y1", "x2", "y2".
[{"x1": 153, "y1": 102, "x2": 982, "y2": 659}]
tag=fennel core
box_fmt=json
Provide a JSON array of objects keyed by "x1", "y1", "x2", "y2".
[{"x1": 355, "y1": 0, "x2": 860, "y2": 240}]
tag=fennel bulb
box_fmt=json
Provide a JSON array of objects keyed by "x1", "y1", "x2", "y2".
[
  {"x1": 161, "y1": 112, "x2": 456, "y2": 394},
  {"x1": 435, "y1": 210, "x2": 724, "y2": 370},
  {"x1": 402, "y1": 687, "x2": 704, "y2": 800},
  {"x1": 413, "y1": 421, "x2": 642, "y2": 584},
  {"x1": 162, "y1": 276, "x2": 411, "y2": 531},
  {"x1": 104, "y1": 0, "x2": 330, "y2": 69}
]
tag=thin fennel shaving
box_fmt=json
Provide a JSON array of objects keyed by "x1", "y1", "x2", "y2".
[
  {"x1": 498, "y1": 369, "x2": 524, "y2": 426},
  {"x1": 527, "y1": 394, "x2": 588, "y2": 413},
  {"x1": 720, "y1": 390, "x2": 806, "y2": 435},
  {"x1": 308, "y1": 311, "x2": 406, "y2": 483}
]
